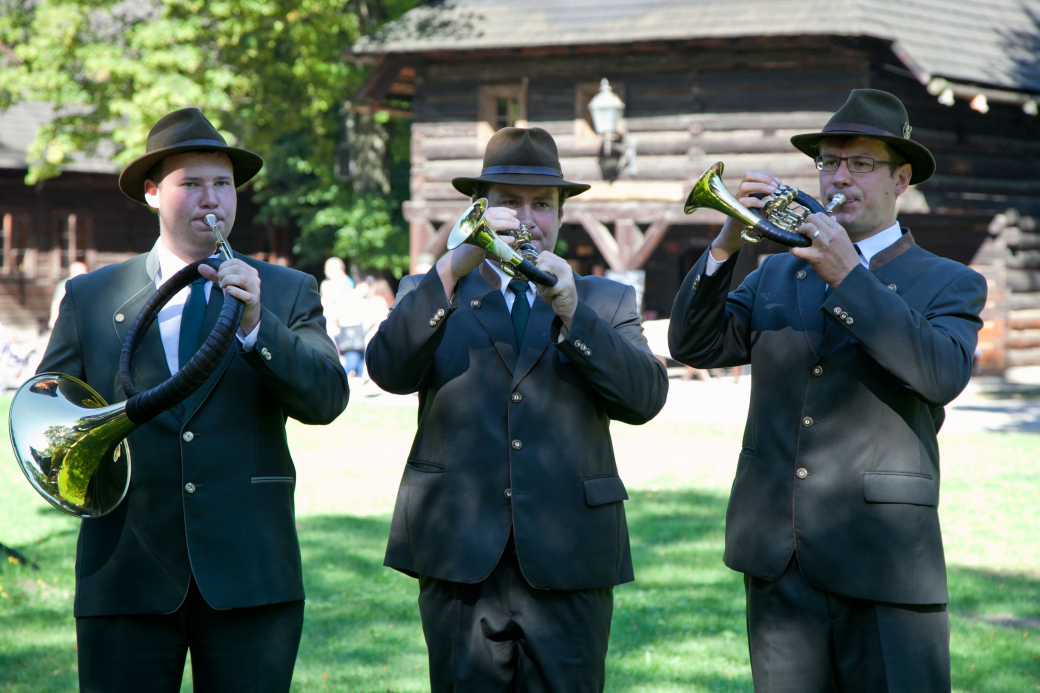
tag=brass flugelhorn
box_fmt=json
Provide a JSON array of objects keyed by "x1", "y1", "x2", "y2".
[
  {"x1": 685, "y1": 162, "x2": 845, "y2": 248},
  {"x1": 9, "y1": 216, "x2": 243, "y2": 518},
  {"x1": 447, "y1": 198, "x2": 558, "y2": 287}
]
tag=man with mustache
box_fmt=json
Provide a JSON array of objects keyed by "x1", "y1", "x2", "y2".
[
  {"x1": 40, "y1": 108, "x2": 348, "y2": 692},
  {"x1": 367, "y1": 127, "x2": 668, "y2": 692},
  {"x1": 669, "y1": 89, "x2": 987, "y2": 692}
]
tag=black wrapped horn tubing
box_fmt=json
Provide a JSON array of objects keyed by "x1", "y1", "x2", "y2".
[
  {"x1": 119, "y1": 259, "x2": 244, "y2": 426},
  {"x1": 516, "y1": 259, "x2": 558, "y2": 287},
  {"x1": 747, "y1": 191, "x2": 827, "y2": 248}
]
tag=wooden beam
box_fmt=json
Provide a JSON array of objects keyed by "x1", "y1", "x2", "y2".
[
  {"x1": 630, "y1": 220, "x2": 672, "y2": 269},
  {"x1": 576, "y1": 214, "x2": 623, "y2": 271},
  {"x1": 614, "y1": 219, "x2": 644, "y2": 267},
  {"x1": 421, "y1": 220, "x2": 454, "y2": 257}
]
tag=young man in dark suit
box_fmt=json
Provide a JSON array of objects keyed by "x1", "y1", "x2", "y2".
[
  {"x1": 39, "y1": 108, "x2": 349, "y2": 692},
  {"x1": 669, "y1": 89, "x2": 987, "y2": 692},
  {"x1": 367, "y1": 127, "x2": 668, "y2": 692}
]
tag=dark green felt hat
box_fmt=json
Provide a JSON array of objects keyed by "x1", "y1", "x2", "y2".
[
  {"x1": 119, "y1": 108, "x2": 263, "y2": 204},
  {"x1": 452, "y1": 127, "x2": 590, "y2": 198},
  {"x1": 790, "y1": 89, "x2": 935, "y2": 185}
]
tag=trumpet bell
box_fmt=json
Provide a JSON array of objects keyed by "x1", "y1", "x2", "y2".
[{"x1": 10, "y1": 374, "x2": 133, "y2": 518}]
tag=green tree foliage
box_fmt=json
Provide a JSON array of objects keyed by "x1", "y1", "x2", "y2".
[{"x1": 0, "y1": 0, "x2": 415, "y2": 274}]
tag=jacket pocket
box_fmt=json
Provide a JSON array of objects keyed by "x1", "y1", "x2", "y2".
[
  {"x1": 583, "y1": 474, "x2": 629, "y2": 507},
  {"x1": 863, "y1": 472, "x2": 937, "y2": 507},
  {"x1": 406, "y1": 460, "x2": 446, "y2": 473},
  {"x1": 251, "y1": 476, "x2": 295, "y2": 485}
]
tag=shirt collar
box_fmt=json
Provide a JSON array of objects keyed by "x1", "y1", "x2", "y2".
[
  {"x1": 485, "y1": 259, "x2": 533, "y2": 298},
  {"x1": 855, "y1": 221, "x2": 902, "y2": 268},
  {"x1": 155, "y1": 239, "x2": 218, "y2": 286}
]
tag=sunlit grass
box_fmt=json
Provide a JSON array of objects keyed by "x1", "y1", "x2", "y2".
[{"x1": 1, "y1": 392, "x2": 1038, "y2": 692}]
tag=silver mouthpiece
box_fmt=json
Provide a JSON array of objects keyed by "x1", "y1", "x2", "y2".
[
  {"x1": 204, "y1": 214, "x2": 217, "y2": 229},
  {"x1": 825, "y1": 194, "x2": 846, "y2": 214}
]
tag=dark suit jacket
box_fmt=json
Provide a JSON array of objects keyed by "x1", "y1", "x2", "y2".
[
  {"x1": 39, "y1": 243, "x2": 348, "y2": 617},
  {"x1": 669, "y1": 231, "x2": 986, "y2": 605},
  {"x1": 366, "y1": 265, "x2": 668, "y2": 591}
]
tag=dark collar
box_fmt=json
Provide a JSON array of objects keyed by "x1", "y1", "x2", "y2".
[{"x1": 869, "y1": 229, "x2": 916, "y2": 271}]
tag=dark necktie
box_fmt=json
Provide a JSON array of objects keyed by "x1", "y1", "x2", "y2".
[
  {"x1": 508, "y1": 279, "x2": 530, "y2": 345},
  {"x1": 178, "y1": 278, "x2": 207, "y2": 368}
]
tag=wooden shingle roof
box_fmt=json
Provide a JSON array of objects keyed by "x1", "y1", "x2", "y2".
[{"x1": 354, "y1": 0, "x2": 1040, "y2": 94}]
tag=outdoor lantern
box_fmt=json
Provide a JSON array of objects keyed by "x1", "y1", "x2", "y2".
[{"x1": 588, "y1": 78, "x2": 625, "y2": 154}]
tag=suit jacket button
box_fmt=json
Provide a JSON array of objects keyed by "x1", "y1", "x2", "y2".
[
  {"x1": 887, "y1": 283, "x2": 897, "y2": 292},
  {"x1": 796, "y1": 270, "x2": 806, "y2": 280},
  {"x1": 812, "y1": 365, "x2": 823, "y2": 376},
  {"x1": 182, "y1": 431, "x2": 194, "y2": 442},
  {"x1": 184, "y1": 482, "x2": 196, "y2": 494},
  {"x1": 511, "y1": 392, "x2": 523, "y2": 402},
  {"x1": 802, "y1": 417, "x2": 813, "y2": 427},
  {"x1": 436, "y1": 308, "x2": 446, "y2": 317},
  {"x1": 583, "y1": 347, "x2": 592, "y2": 356},
  {"x1": 504, "y1": 488, "x2": 512, "y2": 499},
  {"x1": 511, "y1": 439, "x2": 523, "y2": 450},
  {"x1": 833, "y1": 306, "x2": 842, "y2": 315},
  {"x1": 839, "y1": 311, "x2": 848, "y2": 320},
  {"x1": 429, "y1": 319, "x2": 437, "y2": 327},
  {"x1": 115, "y1": 313, "x2": 125, "y2": 323},
  {"x1": 261, "y1": 347, "x2": 272, "y2": 361},
  {"x1": 470, "y1": 299, "x2": 481, "y2": 309},
  {"x1": 845, "y1": 316, "x2": 854, "y2": 325},
  {"x1": 796, "y1": 468, "x2": 808, "y2": 480}
]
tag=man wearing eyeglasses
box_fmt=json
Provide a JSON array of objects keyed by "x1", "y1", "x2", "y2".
[{"x1": 669, "y1": 89, "x2": 987, "y2": 692}]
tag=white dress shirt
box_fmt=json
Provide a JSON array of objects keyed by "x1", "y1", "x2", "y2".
[
  {"x1": 486, "y1": 260, "x2": 535, "y2": 312},
  {"x1": 154, "y1": 241, "x2": 258, "y2": 375}
]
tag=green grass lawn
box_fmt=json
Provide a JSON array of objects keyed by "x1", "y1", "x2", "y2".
[{"x1": 1, "y1": 393, "x2": 1038, "y2": 692}]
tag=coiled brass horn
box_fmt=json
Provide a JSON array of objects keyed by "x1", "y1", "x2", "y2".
[
  {"x1": 9, "y1": 216, "x2": 243, "y2": 518},
  {"x1": 685, "y1": 162, "x2": 845, "y2": 248},
  {"x1": 447, "y1": 198, "x2": 558, "y2": 287}
]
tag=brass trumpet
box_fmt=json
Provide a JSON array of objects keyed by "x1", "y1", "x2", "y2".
[
  {"x1": 685, "y1": 162, "x2": 845, "y2": 248},
  {"x1": 447, "y1": 198, "x2": 558, "y2": 287}
]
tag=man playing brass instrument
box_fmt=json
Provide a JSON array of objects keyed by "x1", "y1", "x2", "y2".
[
  {"x1": 40, "y1": 108, "x2": 348, "y2": 692},
  {"x1": 669, "y1": 89, "x2": 987, "y2": 692},
  {"x1": 367, "y1": 127, "x2": 668, "y2": 691}
]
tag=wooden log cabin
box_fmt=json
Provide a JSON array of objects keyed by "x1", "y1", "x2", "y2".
[{"x1": 350, "y1": 0, "x2": 1040, "y2": 373}]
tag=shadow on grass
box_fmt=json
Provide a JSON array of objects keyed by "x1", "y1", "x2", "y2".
[{"x1": 3, "y1": 490, "x2": 1039, "y2": 693}]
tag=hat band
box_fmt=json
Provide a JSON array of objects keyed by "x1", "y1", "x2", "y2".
[
  {"x1": 482, "y1": 165, "x2": 563, "y2": 178},
  {"x1": 821, "y1": 122, "x2": 901, "y2": 139},
  {"x1": 148, "y1": 137, "x2": 228, "y2": 152}
]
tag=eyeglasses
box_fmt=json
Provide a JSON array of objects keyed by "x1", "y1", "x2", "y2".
[{"x1": 814, "y1": 155, "x2": 899, "y2": 173}]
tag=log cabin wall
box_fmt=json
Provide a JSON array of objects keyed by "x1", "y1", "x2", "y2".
[{"x1": 400, "y1": 34, "x2": 1040, "y2": 368}]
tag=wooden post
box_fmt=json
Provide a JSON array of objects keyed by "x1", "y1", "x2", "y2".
[
  {"x1": 67, "y1": 213, "x2": 78, "y2": 269},
  {"x1": 2, "y1": 213, "x2": 12, "y2": 274}
]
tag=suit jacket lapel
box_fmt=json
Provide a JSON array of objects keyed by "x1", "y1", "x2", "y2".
[
  {"x1": 511, "y1": 299, "x2": 553, "y2": 389},
  {"x1": 113, "y1": 256, "x2": 171, "y2": 399},
  {"x1": 795, "y1": 264, "x2": 828, "y2": 360},
  {"x1": 466, "y1": 268, "x2": 519, "y2": 374}
]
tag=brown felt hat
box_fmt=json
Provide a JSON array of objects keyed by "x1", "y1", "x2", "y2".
[
  {"x1": 452, "y1": 127, "x2": 590, "y2": 198},
  {"x1": 118, "y1": 108, "x2": 264, "y2": 205},
  {"x1": 790, "y1": 89, "x2": 935, "y2": 185}
]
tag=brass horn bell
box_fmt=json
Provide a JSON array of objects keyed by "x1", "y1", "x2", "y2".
[
  {"x1": 684, "y1": 162, "x2": 844, "y2": 248},
  {"x1": 447, "y1": 198, "x2": 558, "y2": 287}
]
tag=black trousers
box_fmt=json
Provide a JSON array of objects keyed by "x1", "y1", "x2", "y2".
[
  {"x1": 744, "y1": 556, "x2": 951, "y2": 693},
  {"x1": 417, "y1": 536, "x2": 615, "y2": 693},
  {"x1": 76, "y1": 576, "x2": 304, "y2": 693}
]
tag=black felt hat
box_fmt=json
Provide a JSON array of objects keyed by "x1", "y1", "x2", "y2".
[
  {"x1": 118, "y1": 108, "x2": 264, "y2": 204},
  {"x1": 790, "y1": 89, "x2": 935, "y2": 185},
  {"x1": 452, "y1": 127, "x2": 590, "y2": 198}
]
